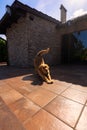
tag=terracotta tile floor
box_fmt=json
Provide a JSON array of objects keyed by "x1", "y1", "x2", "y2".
[{"x1": 0, "y1": 64, "x2": 87, "y2": 130}]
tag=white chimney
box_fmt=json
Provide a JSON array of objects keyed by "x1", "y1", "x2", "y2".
[{"x1": 60, "y1": 4, "x2": 67, "y2": 23}]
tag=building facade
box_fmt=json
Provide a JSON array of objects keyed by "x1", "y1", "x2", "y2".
[{"x1": 0, "y1": 0, "x2": 87, "y2": 67}]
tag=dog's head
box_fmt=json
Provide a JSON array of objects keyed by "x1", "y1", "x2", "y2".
[{"x1": 39, "y1": 64, "x2": 50, "y2": 76}]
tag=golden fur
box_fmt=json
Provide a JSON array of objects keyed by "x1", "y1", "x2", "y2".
[{"x1": 34, "y1": 48, "x2": 53, "y2": 84}]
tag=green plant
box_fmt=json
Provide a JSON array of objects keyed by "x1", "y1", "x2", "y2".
[{"x1": 0, "y1": 38, "x2": 7, "y2": 62}]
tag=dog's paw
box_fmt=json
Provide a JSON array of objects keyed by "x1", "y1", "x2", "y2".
[
  {"x1": 50, "y1": 80, "x2": 54, "y2": 84},
  {"x1": 47, "y1": 80, "x2": 53, "y2": 84}
]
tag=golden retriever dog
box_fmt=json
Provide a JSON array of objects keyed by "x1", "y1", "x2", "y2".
[{"x1": 34, "y1": 48, "x2": 53, "y2": 84}]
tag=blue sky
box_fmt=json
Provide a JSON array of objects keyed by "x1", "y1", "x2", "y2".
[
  {"x1": 0, "y1": 0, "x2": 87, "y2": 39},
  {"x1": 1, "y1": 0, "x2": 87, "y2": 20}
]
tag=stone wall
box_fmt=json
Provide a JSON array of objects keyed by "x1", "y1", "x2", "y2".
[
  {"x1": 59, "y1": 14, "x2": 87, "y2": 35},
  {"x1": 6, "y1": 16, "x2": 29, "y2": 67},
  {"x1": 6, "y1": 13, "x2": 61, "y2": 67},
  {"x1": 26, "y1": 13, "x2": 61, "y2": 66}
]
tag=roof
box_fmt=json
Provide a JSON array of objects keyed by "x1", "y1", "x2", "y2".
[
  {"x1": 56, "y1": 13, "x2": 87, "y2": 28},
  {"x1": 0, "y1": 0, "x2": 60, "y2": 34}
]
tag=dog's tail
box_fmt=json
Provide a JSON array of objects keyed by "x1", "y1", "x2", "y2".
[{"x1": 36, "y1": 48, "x2": 50, "y2": 56}]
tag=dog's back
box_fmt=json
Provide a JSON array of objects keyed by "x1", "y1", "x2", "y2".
[
  {"x1": 34, "y1": 48, "x2": 50, "y2": 69},
  {"x1": 34, "y1": 48, "x2": 53, "y2": 84}
]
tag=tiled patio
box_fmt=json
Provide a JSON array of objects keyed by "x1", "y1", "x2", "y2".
[{"x1": 0, "y1": 64, "x2": 87, "y2": 130}]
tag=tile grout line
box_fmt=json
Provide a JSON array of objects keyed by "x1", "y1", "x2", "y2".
[
  {"x1": 23, "y1": 95, "x2": 59, "y2": 124},
  {"x1": 4, "y1": 81, "x2": 60, "y2": 109},
  {"x1": 69, "y1": 87, "x2": 87, "y2": 94},
  {"x1": 61, "y1": 95, "x2": 85, "y2": 106},
  {"x1": 3, "y1": 82, "x2": 43, "y2": 111},
  {"x1": 41, "y1": 83, "x2": 72, "y2": 96},
  {"x1": 4, "y1": 80, "x2": 87, "y2": 129},
  {"x1": 74, "y1": 100, "x2": 87, "y2": 129},
  {"x1": 23, "y1": 108, "x2": 43, "y2": 125},
  {"x1": 24, "y1": 104, "x2": 74, "y2": 129},
  {"x1": 2, "y1": 82, "x2": 44, "y2": 127},
  {"x1": 43, "y1": 107, "x2": 74, "y2": 129},
  {"x1": 59, "y1": 84, "x2": 73, "y2": 95}
]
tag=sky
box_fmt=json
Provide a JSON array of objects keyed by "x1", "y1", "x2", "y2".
[{"x1": 0, "y1": 0, "x2": 87, "y2": 39}]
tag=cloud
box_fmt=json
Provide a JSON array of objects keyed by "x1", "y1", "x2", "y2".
[
  {"x1": 64, "y1": 0, "x2": 87, "y2": 9},
  {"x1": 1, "y1": 0, "x2": 87, "y2": 21},
  {"x1": 36, "y1": 0, "x2": 55, "y2": 12},
  {"x1": 35, "y1": 0, "x2": 87, "y2": 20},
  {"x1": 35, "y1": 0, "x2": 61, "y2": 20},
  {"x1": 0, "y1": 35, "x2": 7, "y2": 40},
  {"x1": 72, "y1": 9, "x2": 87, "y2": 18},
  {"x1": 63, "y1": 0, "x2": 87, "y2": 19}
]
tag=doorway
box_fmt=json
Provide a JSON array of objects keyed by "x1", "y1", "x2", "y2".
[
  {"x1": 61, "y1": 30, "x2": 87, "y2": 64},
  {"x1": 0, "y1": 37, "x2": 8, "y2": 65}
]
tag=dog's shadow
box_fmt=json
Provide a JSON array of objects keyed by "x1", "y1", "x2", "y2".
[{"x1": 23, "y1": 73, "x2": 43, "y2": 86}]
